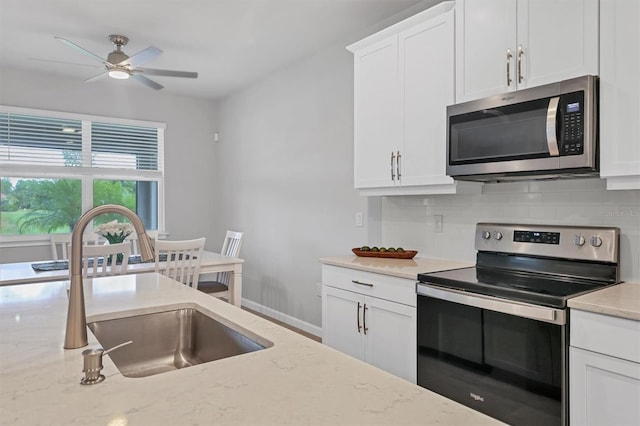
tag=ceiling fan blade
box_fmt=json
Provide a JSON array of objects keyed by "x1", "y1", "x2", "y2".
[
  {"x1": 121, "y1": 46, "x2": 162, "y2": 68},
  {"x1": 84, "y1": 71, "x2": 108, "y2": 83},
  {"x1": 131, "y1": 74, "x2": 164, "y2": 90},
  {"x1": 29, "y1": 57, "x2": 101, "y2": 69},
  {"x1": 54, "y1": 37, "x2": 111, "y2": 65},
  {"x1": 137, "y1": 68, "x2": 198, "y2": 78}
]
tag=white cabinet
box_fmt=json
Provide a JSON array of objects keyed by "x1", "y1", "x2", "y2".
[
  {"x1": 321, "y1": 265, "x2": 416, "y2": 383},
  {"x1": 570, "y1": 309, "x2": 640, "y2": 425},
  {"x1": 349, "y1": 2, "x2": 479, "y2": 196},
  {"x1": 455, "y1": 0, "x2": 599, "y2": 103},
  {"x1": 599, "y1": 0, "x2": 640, "y2": 190},
  {"x1": 351, "y1": 35, "x2": 399, "y2": 190}
]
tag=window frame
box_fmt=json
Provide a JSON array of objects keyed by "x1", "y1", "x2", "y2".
[{"x1": 0, "y1": 105, "x2": 166, "y2": 245}]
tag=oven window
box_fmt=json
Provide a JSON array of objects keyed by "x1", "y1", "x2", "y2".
[{"x1": 417, "y1": 295, "x2": 563, "y2": 426}]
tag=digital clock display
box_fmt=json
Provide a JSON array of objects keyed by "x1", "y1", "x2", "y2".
[
  {"x1": 567, "y1": 102, "x2": 580, "y2": 113},
  {"x1": 513, "y1": 230, "x2": 560, "y2": 244}
]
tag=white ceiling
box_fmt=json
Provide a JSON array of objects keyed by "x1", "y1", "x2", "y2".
[{"x1": 0, "y1": 0, "x2": 433, "y2": 100}]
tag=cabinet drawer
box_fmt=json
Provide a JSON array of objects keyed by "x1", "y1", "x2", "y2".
[
  {"x1": 571, "y1": 309, "x2": 640, "y2": 363},
  {"x1": 321, "y1": 265, "x2": 416, "y2": 307}
]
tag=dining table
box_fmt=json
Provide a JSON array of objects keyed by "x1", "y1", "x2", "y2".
[{"x1": 0, "y1": 251, "x2": 244, "y2": 307}]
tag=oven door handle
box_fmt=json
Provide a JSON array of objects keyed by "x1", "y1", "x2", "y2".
[{"x1": 416, "y1": 283, "x2": 565, "y2": 325}]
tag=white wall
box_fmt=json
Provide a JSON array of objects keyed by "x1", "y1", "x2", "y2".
[
  {"x1": 214, "y1": 43, "x2": 368, "y2": 331},
  {"x1": 0, "y1": 66, "x2": 219, "y2": 261},
  {"x1": 379, "y1": 179, "x2": 640, "y2": 281}
]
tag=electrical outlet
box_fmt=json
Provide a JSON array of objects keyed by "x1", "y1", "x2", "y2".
[
  {"x1": 355, "y1": 212, "x2": 364, "y2": 227},
  {"x1": 434, "y1": 214, "x2": 443, "y2": 233}
]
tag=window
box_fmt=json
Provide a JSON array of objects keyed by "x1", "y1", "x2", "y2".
[{"x1": 0, "y1": 106, "x2": 165, "y2": 240}]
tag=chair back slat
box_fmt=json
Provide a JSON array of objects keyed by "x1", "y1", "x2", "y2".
[
  {"x1": 154, "y1": 238, "x2": 206, "y2": 287},
  {"x1": 81, "y1": 242, "x2": 131, "y2": 278},
  {"x1": 216, "y1": 231, "x2": 243, "y2": 285}
]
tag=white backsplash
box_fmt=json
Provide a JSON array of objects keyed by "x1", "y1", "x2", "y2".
[{"x1": 379, "y1": 178, "x2": 640, "y2": 282}]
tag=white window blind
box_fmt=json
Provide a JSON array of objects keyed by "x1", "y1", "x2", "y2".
[
  {"x1": 0, "y1": 111, "x2": 162, "y2": 172},
  {"x1": 91, "y1": 121, "x2": 160, "y2": 171},
  {"x1": 0, "y1": 112, "x2": 82, "y2": 167}
]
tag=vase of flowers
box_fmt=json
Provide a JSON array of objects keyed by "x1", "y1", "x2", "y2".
[{"x1": 95, "y1": 220, "x2": 134, "y2": 263}]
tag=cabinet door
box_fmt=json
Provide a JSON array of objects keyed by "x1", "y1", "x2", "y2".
[
  {"x1": 322, "y1": 285, "x2": 365, "y2": 361},
  {"x1": 399, "y1": 8, "x2": 455, "y2": 187},
  {"x1": 599, "y1": 0, "x2": 640, "y2": 189},
  {"x1": 353, "y1": 35, "x2": 399, "y2": 189},
  {"x1": 517, "y1": 0, "x2": 599, "y2": 89},
  {"x1": 363, "y1": 296, "x2": 417, "y2": 383},
  {"x1": 570, "y1": 347, "x2": 640, "y2": 426},
  {"x1": 455, "y1": 0, "x2": 517, "y2": 102}
]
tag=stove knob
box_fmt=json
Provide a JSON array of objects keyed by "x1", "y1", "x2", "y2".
[
  {"x1": 574, "y1": 235, "x2": 586, "y2": 246},
  {"x1": 590, "y1": 236, "x2": 603, "y2": 247},
  {"x1": 495, "y1": 232, "x2": 503, "y2": 241},
  {"x1": 481, "y1": 231, "x2": 492, "y2": 240}
]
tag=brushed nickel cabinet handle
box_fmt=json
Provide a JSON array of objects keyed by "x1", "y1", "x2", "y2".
[
  {"x1": 363, "y1": 303, "x2": 369, "y2": 335},
  {"x1": 396, "y1": 151, "x2": 401, "y2": 181},
  {"x1": 506, "y1": 49, "x2": 513, "y2": 86},
  {"x1": 517, "y1": 45, "x2": 524, "y2": 83},
  {"x1": 351, "y1": 280, "x2": 374, "y2": 287},
  {"x1": 390, "y1": 151, "x2": 396, "y2": 181},
  {"x1": 357, "y1": 302, "x2": 362, "y2": 333}
]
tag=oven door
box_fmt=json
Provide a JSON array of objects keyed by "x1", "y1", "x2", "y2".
[{"x1": 417, "y1": 284, "x2": 567, "y2": 426}]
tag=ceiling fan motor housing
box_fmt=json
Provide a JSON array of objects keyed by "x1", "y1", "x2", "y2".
[{"x1": 107, "y1": 51, "x2": 129, "y2": 66}]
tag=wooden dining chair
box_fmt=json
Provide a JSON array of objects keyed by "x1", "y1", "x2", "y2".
[
  {"x1": 81, "y1": 242, "x2": 131, "y2": 278},
  {"x1": 198, "y1": 230, "x2": 243, "y2": 298},
  {"x1": 154, "y1": 238, "x2": 206, "y2": 287}
]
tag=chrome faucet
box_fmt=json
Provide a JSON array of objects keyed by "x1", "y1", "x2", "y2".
[{"x1": 64, "y1": 204, "x2": 155, "y2": 349}]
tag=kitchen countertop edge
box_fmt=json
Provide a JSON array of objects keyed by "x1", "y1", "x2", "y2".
[
  {"x1": 568, "y1": 282, "x2": 640, "y2": 321},
  {"x1": 319, "y1": 255, "x2": 473, "y2": 280}
]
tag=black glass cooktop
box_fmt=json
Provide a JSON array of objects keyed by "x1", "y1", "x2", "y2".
[{"x1": 417, "y1": 266, "x2": 616, "y2": 308}]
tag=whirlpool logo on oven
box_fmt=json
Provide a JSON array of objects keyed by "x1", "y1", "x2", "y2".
[{"x1": 469, "y1": 392, "x2": 485, "y2": 402}]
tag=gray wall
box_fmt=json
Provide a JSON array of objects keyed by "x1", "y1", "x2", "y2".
[
  {"x1": 214, "y1": 43, "x2": 368, "y2": 331},
  {"x1": 0, "y1": 66, "x2": 219, "y2": 261}
]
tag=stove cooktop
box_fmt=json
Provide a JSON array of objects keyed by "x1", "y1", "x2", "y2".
[{"x1": 417, "y1": 266, "x2": 617, "y2": 308}]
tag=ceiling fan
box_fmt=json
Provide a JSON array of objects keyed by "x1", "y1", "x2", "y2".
[{"x1": 54, "y1": 34, "x2": 198, "y2": 90}]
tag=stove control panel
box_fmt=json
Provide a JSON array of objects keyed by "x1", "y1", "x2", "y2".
[{"x1": 475, "y1": 223, "x2": 620, "y2": 263}]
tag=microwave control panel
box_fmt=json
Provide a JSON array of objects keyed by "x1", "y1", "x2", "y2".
[{"x1": 560, "y1": 91, "x2": 585, "y2": 156}]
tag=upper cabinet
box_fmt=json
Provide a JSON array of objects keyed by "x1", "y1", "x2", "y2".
[
  {"x1": 599, "y1": 0, "x2": 640, "y2": 190},
  {"x1": 455, "y1": 0, "x2": 599, "y2": 103},
  {"x1": 348, "y1": 2, "x2": 480, "y2": 196}
]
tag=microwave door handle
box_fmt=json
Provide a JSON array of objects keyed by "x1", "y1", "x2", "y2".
[{"x1": 546, "y1": 96, "x2": 560, "y2": 156}]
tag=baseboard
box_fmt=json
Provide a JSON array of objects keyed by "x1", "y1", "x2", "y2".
[{"x1": 241, "y1": 298, "x2": 322, "y2": 338}]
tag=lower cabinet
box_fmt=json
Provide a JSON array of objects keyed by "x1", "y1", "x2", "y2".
[
  {"x1": 321, "y1": 265, "x2": 416, "y2": 383},
  {"x1": 570, "y1": 309, "x2": 640, "y2": 425}
]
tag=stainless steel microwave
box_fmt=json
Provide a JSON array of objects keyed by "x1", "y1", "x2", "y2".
[{"x1": 447, "y1": 75, "x2": 598, "y2": 181}]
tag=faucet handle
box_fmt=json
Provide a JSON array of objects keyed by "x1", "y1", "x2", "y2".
[{"x1": 80, "y1": 340, "x2": 132, "y2": 385}]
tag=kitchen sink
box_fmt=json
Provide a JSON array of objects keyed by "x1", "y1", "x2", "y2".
[{"x1": 88, "y1": 307, "x2": 272, "y2": 378}]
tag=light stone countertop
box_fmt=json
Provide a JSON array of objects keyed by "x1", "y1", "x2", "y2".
[
  {"x1": 319, "y1": 255, "x2": 473, "y2": 280},
  {"x1": 0, "y1": 273, "x2": 503, "y2": 426},
  {"x1": 568, "y1": 281, "x2": 640, "y2": 321}
]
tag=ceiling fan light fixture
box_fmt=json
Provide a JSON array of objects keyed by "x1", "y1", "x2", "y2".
[{"x1": 108, "y1": 69, "x2": 130, "y2": 80}]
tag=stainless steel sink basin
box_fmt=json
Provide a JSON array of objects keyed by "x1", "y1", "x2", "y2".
[{"x1": 88, "y1": 307, "x2": 271, "y2": 378}]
